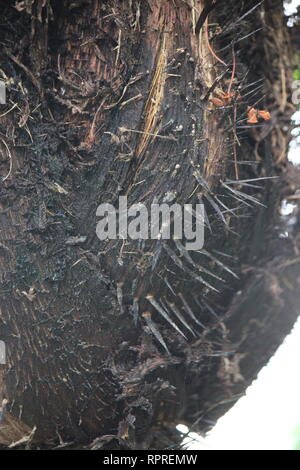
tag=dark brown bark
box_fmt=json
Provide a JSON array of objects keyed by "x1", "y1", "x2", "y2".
[{"x1": 0, "y1": 0, "x2": 298, "y2": 449}]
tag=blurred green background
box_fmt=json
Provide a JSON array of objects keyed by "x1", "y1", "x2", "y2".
[{"x1": 293, "y1": 425, "x2": 300, "y2": 450}]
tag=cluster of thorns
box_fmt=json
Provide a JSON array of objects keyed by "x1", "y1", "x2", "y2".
[
  {"x1": 210, "y1": 89, "x2": 270, "y2": 124},
  {"x1": 201, "y1": 0, "x2": 271, "y2": 124}
]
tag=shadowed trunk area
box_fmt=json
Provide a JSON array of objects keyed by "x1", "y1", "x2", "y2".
[{"x1": 0, "y1": 0, "x2": 299, "y2": 449}]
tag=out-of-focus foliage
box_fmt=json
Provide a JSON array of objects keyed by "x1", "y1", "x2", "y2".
[
  {"x1": 293, "y1": 68, "x2": 300, "y2": 80},
  {"x1": 293, "y1": 425, "x2": 300, "y2": 450}
]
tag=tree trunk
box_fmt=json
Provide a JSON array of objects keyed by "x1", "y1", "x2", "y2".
[{"x1": 0, "y1": 0, "x2": 298, "y2": 449}]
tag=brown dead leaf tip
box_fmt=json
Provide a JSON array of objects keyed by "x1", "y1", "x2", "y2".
[
  {"x1": 247, "y1": 106, "x2": 271, "y2": 124},
  {"x1": 210, "y1": 90, "x2": 240, "y2": 107}
]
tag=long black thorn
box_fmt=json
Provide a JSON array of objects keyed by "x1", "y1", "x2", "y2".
[
  {"x1": 225, "y1": 180, "x2": 262, "y2": 189},
  {"x1": 164, "y1": 244, "x2": 219, "y2": 292},
  {"x1": 178, "y1": 293, "x2": 206, "y2": 329},
  {"x1": 241, "y1": 77, "x2": 264, "y2": 91},
  {"x1": 222, "y1": 182, "x2": 266, "y2": 207},
  {"x1": 241, "y1": 83, "x2": 264, "y2": 99},
  {"x1": 202, "y1": 299, "x2": 220, "y2": 319},
  {"x1": 225, "y1": 176, "x2": 278, "y2": 184},
  {"x1": 213, "y1": 249, "x2": 235, "y2": 259},
  {"x1": 174, "y1": 239, "x2": 224, "y2": 282},
  {"x1": 163, "y1": 298, "x2": 198, "y2": 338},
  {"x1": 142, "y1": 312, "x2": 170, "y2": 355},
  {"x1": 218, "y1": 28, "x2": 263, "y2": 53},
  {"x1": 146, "y1": 295, "x2": 187, "y2": 340},
  {"x1": 216, "y1": 2, "x2": 263, "y2": 38},
  {"x1": 198, "y1": 196, "x2": 213, "y2": 233},
  {"x1": 193, "y1": 169, "x2": 211, "y2": 193},
  {"x1": 203, "y1": 193, "x2": 228, "y2": 226},
  {"x1": 163, "y1": 276, "x2": 177, "y2": 296},
  {"x1": 199, "y1": 249, "x2": 238, "y2": 279}
]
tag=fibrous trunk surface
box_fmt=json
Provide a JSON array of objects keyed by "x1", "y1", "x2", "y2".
[{"x1": 0, "y1": 0, "x2": 299, "y2": 449}]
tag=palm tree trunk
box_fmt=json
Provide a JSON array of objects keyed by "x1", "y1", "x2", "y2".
[{"x1": 0, "y1": 0, "x2": 298, "y2": 449}]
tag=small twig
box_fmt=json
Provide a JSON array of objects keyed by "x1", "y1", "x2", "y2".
[
  {"x1": 227, "y1": 43, "x2": 236, "y2": 94},
  {"x1": 0, "y1": 103, "x2": 17, "y2": 118},
  {"x1": 86, "y1": 95, "x2": 109, "y2": 146},
  {"x1": 205, "y1": 17, "x2": 227, "y2": 66},
  {"x1": 1, "y1": 138, "x2": 13, "y2": 182},
  {"x1": 117, "y1": 127, "x2": 177, "y2": 141},
  {"x1": 119, "y1": 93, "x2": 142, "y2": 109},
  {"x1": 114, "y1": 29, "x2": 122, "y2": 67},
  {"x1": 5, "y1": 50, "x2": 41, "y2": 92}
]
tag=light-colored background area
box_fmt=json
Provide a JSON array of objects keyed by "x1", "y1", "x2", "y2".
[{"x1": 179, "y1": 318, "x2": 300, "y2": 450}]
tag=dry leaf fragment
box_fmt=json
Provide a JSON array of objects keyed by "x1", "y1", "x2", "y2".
[
  {"x1": 210, "y1": 89, "x2": 239, "y2": 107},
  {"x1": 211, "y1": 96, "x2": 226, "y2": 107},
  {"x1": 247, "y1": 107, "x2": 258, "y2": 123},
  {"x1": 247, "y1": 106, "x2": 271, "y2": 124},
  {"x1": 257, "y1": 110, "x2": 271, "y2": 120}
]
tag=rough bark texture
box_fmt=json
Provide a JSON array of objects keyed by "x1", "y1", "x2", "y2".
[{"x1": 0, "y1": 0, "x2": 299, "y2": 449}]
